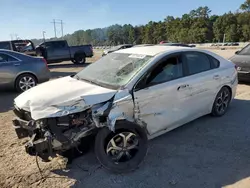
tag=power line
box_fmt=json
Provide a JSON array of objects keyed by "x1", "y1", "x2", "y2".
[
  {"x1": 10, "y1": 33, "x2": 18, "y2": 40},
  {"x1": 51, "y1": 19, "x2": 65, "y2": 38},
  {"x1": 51, "y1": 19, "x2": 57, "y2": 38}
]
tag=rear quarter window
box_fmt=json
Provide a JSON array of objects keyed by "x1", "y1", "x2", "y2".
[
  {"x1": 208, "y1": 55, "x2": 220, "y2": 69},
  {"x1": 210, "y1": 56, "x2": 220, "y2": 69}
]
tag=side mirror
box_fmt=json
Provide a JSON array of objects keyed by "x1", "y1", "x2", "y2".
[
  {"x1": 235, "y1": 51, "x2": 239, "y2": 54},
  {"x1": 134, "y1": 73, "x2": 151, "y2": 91},
  {"x1": 134, "y1": 77, "x2": 148, "y2": 92}
]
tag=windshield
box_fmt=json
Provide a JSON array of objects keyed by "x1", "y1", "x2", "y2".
[
  {"x1": 20, "y1": 42, "x2": 33, "y2": 52},
  {"x1": 75, "y1": 53, "x2": 153, "y2": 89},
  {"x1": 239, "y1": 44, "x2": 250, "y2": 55}
]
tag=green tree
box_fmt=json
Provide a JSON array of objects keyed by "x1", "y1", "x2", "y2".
[
  {"x1": 32, "y1": 2, "x2": 250, "y2": 46},
  {"x1": 240, "y1": 0, "x2": 250, "y2": 12}
]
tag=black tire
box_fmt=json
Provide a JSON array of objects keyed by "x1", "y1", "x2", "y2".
[
  {"x1": 15, "y1": 74, "x2": 37, "y2": 92},
  {"x1": 211, "y1": 86, "x2": 231, "y2": 117},
  {"x1": 73, "y1": 54, "x2": 86, "y2": 64},
  {"x1": 95, "y1": 121, "x2": 148, "y2": 173}
]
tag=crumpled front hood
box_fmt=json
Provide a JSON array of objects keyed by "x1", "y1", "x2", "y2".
[{"x1": 14, "y1": 76, "x2": 117, "y2": 120}]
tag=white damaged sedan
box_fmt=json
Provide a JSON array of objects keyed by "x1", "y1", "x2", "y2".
[{"x1": 13, "y1": 46, "x2": 238, "y2": 173}]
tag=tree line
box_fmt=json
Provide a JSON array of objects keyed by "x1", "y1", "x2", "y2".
[{"x1": 32, "y1": 0, "x2": 250, "y2": 46}]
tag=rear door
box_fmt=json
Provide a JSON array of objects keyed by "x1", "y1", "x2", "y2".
[
  {"x1": 182, "y1": 51, "x2": 221, "y2": 118},
  {"x1": 0, "y1": 53, "x2": 20, "y2": 86}
]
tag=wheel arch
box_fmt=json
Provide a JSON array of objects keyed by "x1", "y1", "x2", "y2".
[
  {"x1": 74, "y1": 51, "x2": 86, "y2": 58},
  {"x1": 221, "y1": 85, "x2": 232, "y2": 101}
]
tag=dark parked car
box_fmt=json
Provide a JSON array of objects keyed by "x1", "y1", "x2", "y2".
[
  {"x1": 230, "y1": 44, "x2": 250, "y2": 81},
  {"x1": 133, "y1": 44, "x2": 153, "y2": 47},
  {"x1": 0, "y1": 40, "x2": 36, "y2": 56},
  {"x1": 102, "y1": 44, "x2": 133, "y2": 56},
  {"x1": 36, "y1": 40, "x2": 93, "y2": 64},
  {"x1": 157, "y1": 43, "x2": 193, "y2": 47},
  {"x1": 0, "y1": 49, "x2": 50, "y2": 92}
]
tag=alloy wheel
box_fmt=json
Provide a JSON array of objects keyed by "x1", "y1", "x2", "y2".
[
  {"x1": 19, "y1": 76, "x2": 36, "y2": 91},
  {"x1": 106, "y1": 132, "x2": 139, "y2": 163},
  {"x1": 215, "y1": 89, "x2": 230, "y2": 114}
]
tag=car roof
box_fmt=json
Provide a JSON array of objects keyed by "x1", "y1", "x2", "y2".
[
  {"x1": 0, "y1": 49, "x2": 16, "y2": 53},
  {"x1": 114, "y1": 45, "x2": 191, "y2": 56},
  {"x1": 0, "y1": 49, "x2": 35, "y2": 59}
]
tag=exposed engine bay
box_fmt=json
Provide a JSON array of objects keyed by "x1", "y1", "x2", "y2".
[{"x1": 13, "y1": 101, "x2": 113, "y2": 161}]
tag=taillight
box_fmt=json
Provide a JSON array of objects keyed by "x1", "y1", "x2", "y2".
[{"x1": 42, "y1": 58, "x2": 48, "y2": 69}]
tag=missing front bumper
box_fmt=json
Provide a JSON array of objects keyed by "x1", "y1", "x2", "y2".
[
  {"x1": 12, "y1": 118, "x2": 35, "y2": 139},
  {"x1": 12, "y1": 118, "x2": 53, "y2": 160}
]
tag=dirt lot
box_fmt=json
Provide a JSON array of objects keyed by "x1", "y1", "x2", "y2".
[{"x1": 2, "y1": 48, "x2": 250, "y2": 188}]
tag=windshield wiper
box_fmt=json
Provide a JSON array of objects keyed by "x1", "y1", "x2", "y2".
[
  {"x1": 75, "y1": 75, "x2": 80, "y2": 80},
  {"x1": 78, "y1": 77, "x2": 103, "y2": 87}
]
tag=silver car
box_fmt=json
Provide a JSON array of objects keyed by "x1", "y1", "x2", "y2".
[{"x1": 0, "y1": 49, "x2": 50, "y2": 92}]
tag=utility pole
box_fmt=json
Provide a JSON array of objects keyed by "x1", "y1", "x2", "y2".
[
  {"x1": 51, "y1": 19, "x2": 57, "y2": 38},
  {"x1": 223, "y1": 34, "x2": 226, "y2": 44},
  {"x1": 51, "y1": 19, "x2": 64, "y2": 38},
  {"x1": 61, "y1": 20, "x2": 64, "y2": 38},
  {"x1": 42, "y1": 31, "x2": 46, "y2": 42}
]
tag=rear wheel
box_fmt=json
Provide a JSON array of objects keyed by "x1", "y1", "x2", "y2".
[
  {"x1": 211, "y1": 87, "x2": 231, "y2": 117},
  {"x1": 95, "y1": 121, "x2": 148, "y2": 173},
  {"x1": 73, "y1": 54, "x2": 86, "y2": 64},
  {"x1": 15, "y1": 74, "x2": 37, "y2": 92}
]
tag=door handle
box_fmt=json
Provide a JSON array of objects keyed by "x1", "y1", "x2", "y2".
[
  {"x1": 14, "y1": 63, "x2": 20, "y2": 66},
  {"x1": 177, "y1": 84, "x2": 189, "y2": 91},
  {"x1": 213, "y1": 75, "x2": 220, "y2": 80}
]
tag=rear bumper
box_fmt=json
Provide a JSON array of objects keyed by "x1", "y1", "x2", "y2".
[{"x1": 238, "y1": 72, "x2": 250, "y2": 82}]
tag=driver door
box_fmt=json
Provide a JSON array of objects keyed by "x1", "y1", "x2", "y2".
[{"x1": 133, "y1": 53, "x2": 192, "y2": 135}]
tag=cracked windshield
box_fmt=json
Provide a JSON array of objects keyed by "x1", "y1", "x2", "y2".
[{"x1": 76, "y1": 53, "x2": 153, "y2": 88}]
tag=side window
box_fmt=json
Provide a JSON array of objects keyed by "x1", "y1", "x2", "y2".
[
  {"x1": 184, "y1": 52, "x2": 211, "y2": 75},
  {"x1": 146, "y1": 55, "x2": 183, "y2": 86},
  {"x1": 45, "y1": 42, "x2": 52, "y2": 48},
  {"x1": 209, "y1": 55, "x2": 220, "y2": 69},
  {"x1": 0, "y1": 53, "x2": 18, "y2": 62},
  {"x1": 57, "y1": 41, "x2": 66, "y2": 48}
]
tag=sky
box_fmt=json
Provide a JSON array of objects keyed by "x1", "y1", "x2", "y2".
[{"x1": 0, "y1": 0, "x2": 245, "y2": 41}]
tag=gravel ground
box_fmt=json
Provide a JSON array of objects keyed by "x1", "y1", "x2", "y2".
[{"x1": 2, "y1": 48, "x2": 250, "y2": 188}]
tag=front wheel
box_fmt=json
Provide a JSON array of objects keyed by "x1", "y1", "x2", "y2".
[
  {"x1": 95, "y1": 121, "x2": 148, "y2": 173},
  {"x1": 211, "y1": 87, "x2": 231, "y2": 117}
]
